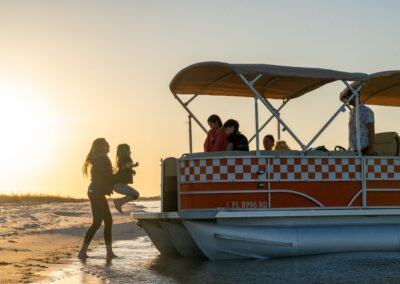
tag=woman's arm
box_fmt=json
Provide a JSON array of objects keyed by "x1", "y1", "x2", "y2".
[{"x1": 204, "y1": 130, "x2": 212, "y2": 152}]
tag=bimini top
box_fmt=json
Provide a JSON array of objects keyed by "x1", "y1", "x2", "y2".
[
  {"x1": 170, "y1": 61, "x2": 367, "y2": 100},
  {"x1": 340, "y1": 70, "x2": 400, "y2": 107}
]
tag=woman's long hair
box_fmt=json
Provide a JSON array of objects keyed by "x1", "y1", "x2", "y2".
[
  {"x1": 82, "y1": 138, "x2": 108, "y2": 177},
  {"x1": 115, "y1": 144, "x2": 131, "y2": 171},
  {"x1": 207, "y1": 114, "x2": 223, "y2": 128}
]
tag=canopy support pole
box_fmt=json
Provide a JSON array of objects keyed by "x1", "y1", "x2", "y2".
[
  {"x1": 255, "y1": 97, "x2": 260, "y2": 155},
  {"x1": 174, "y1": 93, "x2": 207, "y2": 154},
  {"x1": 249, "y1": 99, "x2": 289, "y2": 143},
  {"x1": 184, "y1": 94, "x2": 198, "y2": 106},
  {"x1": 238, "y1": 74, "x2": 307, "y2": 151},
  {"x1": 174, "y1": 94, "x2": 208, "y2": 134},
  {"x1": 277, "y1": 112, "x2": 281, "y2": 140},
  {"x1": 304, "y1": 81, "x2": 362, "y2": 151},
  {"x1": 248, "y1": 74, "x2": 263, "y2": 155},
  {"x1": 189, "y1": 115, "x2": 193, "y2": 154}
]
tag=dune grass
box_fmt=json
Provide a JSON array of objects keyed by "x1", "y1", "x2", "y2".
[
  {"x1": 0, "y1": 194, "x2": 87, "y2": 205},
  {"x1": 137, "y1": 196, "x2": 160, "y2": 201},
  {"x1": 0, "y1": 193, "x2": 160, "y2": 205}
]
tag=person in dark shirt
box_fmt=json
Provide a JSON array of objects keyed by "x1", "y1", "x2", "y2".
[
  {"x1": 113, "y1": 144, "x2": 140, "y2": 213},
  {"x1": 223, "y1": 119, "x2": 249, "y2": 151},
  {"x1": 78, "y1": 138, "x2": 117, "y2": 261}
]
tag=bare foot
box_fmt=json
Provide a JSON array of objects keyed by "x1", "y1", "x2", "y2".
[
  {"x1": 113, "y1": 200, "x2": 123, "y2": 214},
  {"x1": 106, "y1": 252, "x2": 118, "y2": 261},
  {"x1": 78, "y1": 251, "x2": 89, "y2": 260}
]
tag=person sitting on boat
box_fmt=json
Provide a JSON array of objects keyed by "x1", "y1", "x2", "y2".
[
  {"x1": 343, "y1": 90, "x2": 375, "y2": 155},
  {"x1": 223, "y1": 119, "x2": 249, "y2": 151},
  {"x1": 274, "y1": 140, "x2": 290, "y2": 150},
  {"x1": 204, "y1": 114, "x2": 228, "y2": 152},
  {"x1": 263, "y1": 134, "x2": 275, "y2": 150}
]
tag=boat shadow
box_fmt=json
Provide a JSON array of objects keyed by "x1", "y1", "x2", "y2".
[{"x1": 146, "y1": 252, "x2": 400, "y2": 284}]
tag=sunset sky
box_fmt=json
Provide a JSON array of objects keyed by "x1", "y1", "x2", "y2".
[{"x1": 1, "y1": 0, "x2": 400, "y2": 198}]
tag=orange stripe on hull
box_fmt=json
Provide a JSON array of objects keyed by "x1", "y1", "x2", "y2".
[
  {"x1": 180, "y1": 182, "x2": 260, "y2": 192},
  {"x1": 179, "y1": 181, "x2": 363, "y2": 209},
  {"x1": 181, "y1": 181, "x2": 361, "y2": 192},
  {"x1": 180, "y1": 193, "x2": 269, "y2": 210},
  {"x1": 180, "y1": 181, "x2": 362, "y2": 207},
  {"x1": 179, "y1": 181, "x2": 400, "y2": 210},
  {"x1": 367, "y1": 192, "x2": 400, "y2": 206},
  {"x1": 367, "y1": 181, "x2": 400, "y2": 188},
  {"x1": 270, "y1": 181, "x2": 362, "y2": 207}
]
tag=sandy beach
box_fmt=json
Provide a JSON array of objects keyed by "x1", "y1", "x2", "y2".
[{"x1": 0, "y1": 200, "x2": 146, "y2": 283}]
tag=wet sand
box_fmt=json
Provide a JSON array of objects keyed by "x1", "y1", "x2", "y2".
[{"x1": 0, "y1": 200, "x2": 147, "y2": 283}]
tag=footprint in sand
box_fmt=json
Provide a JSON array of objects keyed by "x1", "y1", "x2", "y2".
[
  {"x1": 22, "y1": 223, "x2": 40, "y2": 229},
  {"x1": 53, "y1": 211, "x2": 83, "y2": 217}
]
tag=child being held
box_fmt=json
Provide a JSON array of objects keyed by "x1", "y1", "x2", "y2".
[{"x1": 113, "y1": 144, "x2": 140, "y2": 213}]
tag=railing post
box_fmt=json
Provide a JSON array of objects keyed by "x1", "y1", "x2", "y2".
[
  {"x1": 362, "y1": 157, "x2": 367, "y2": 208},
  {"x1": 255, "y1": 96, "x2": 260, "y2": 155},
  {"x1": 189, "y1": 115, "x2": 193, "y2": 154}
]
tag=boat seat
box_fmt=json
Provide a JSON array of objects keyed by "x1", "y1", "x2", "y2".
[
  {"x1": 271, "y1": 150, "x2": 301, "y2": 156},
  {"x1": 185, "y1": 151, "x2": 256, "y2": 158},
  {"x1": 304, "y1": 150, "x2": 328, "y2": 156},
  {"x1": 374, "y1": 132, "x2": 399, "y2": 156},
  {"x1": 328, "y1": 151, "x2": 357, "y2": 156}
]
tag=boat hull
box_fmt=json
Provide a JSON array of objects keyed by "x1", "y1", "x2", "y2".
[
  {"x1": 184, "y1": 221, "x2": 400, "y2": 260},
  {"x1": 134, "y1": 209, "x2": 400, "y2": 260},
  {"x1": 135, "y1": 212, "x2": 204, "y2": 258}
]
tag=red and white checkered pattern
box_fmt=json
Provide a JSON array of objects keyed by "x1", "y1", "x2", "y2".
[
  {"x1": 365, "y1": 158, "x2": 400, "y2": 180},
  {"x1": 179, "y1": 157, "x2": 367, "y2": 183},
  {"x1": 179, "y1": 158, "x2": 265, "y2": 183},
  {"x1": 179, "y1": 157, "x2": 400, "y2": 183},
  {"x1": 269, "y1": 157, "x2": 362, "y2": 181}
]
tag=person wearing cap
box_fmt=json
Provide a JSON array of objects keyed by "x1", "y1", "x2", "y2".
[{"x1": 344, "y1": 90, "x2": 375, "y2": 155}]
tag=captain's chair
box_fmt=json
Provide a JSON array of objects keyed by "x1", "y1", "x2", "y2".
[{"x1": 374, "y1": 132, "x2": 400, "y2": 156}]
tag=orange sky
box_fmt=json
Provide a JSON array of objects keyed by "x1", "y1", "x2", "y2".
[{"x1": 1, "y1": 1, "x2": 400, "y2": 198}]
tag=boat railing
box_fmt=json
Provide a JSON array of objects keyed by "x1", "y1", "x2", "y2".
[
  {"x1": 181, "y1": 150, "x2": 358, "y2": 159},
  {"x1": 170, "y1": 153, "x2": 400, "y2": 211}
]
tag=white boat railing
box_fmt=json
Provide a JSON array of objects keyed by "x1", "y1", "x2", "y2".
[{"x1": 176, "y1": 154, "x2": 400, "y2": 211}]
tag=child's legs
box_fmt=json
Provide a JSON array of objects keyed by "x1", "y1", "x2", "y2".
[{"x1": 114, "y1": 184, "x2": 139, "y2": 200}]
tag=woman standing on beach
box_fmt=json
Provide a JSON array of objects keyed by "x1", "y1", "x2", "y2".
[{"x1": 78, "y1": 138, "x2": 117, "y2": 260}]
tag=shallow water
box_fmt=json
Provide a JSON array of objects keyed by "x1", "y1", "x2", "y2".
[{"x1": 39, "y1": 202, "x2": 400, "y2": 284}]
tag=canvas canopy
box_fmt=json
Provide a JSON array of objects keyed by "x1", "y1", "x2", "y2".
[
  {"x1": 170, "y1": 61, "x2": 367, "y2": 100},
  {"x1": 340, "y1": 71, "x2": 400, "y2": 107}
]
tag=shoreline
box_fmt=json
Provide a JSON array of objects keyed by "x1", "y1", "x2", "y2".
[
  {"x1": 0, "y1": 201, "x2": 149, "y2": 283},
  {"x1": 0, "y1": 194, "x2": 160, "y2": 206}
]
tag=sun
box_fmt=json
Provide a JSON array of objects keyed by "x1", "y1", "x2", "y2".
[{"x1": 0, "y1": 77, "x2": 57, "y2": 192}]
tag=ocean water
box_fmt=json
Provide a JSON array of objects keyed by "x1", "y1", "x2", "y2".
[{"x1": 39, "y1": 201, "x2": 400, "y2": 284}]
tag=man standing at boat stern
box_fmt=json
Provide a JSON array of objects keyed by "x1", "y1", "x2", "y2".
[{"x1": 346, "y1": 93, "x2": 375, "y2": 155}]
